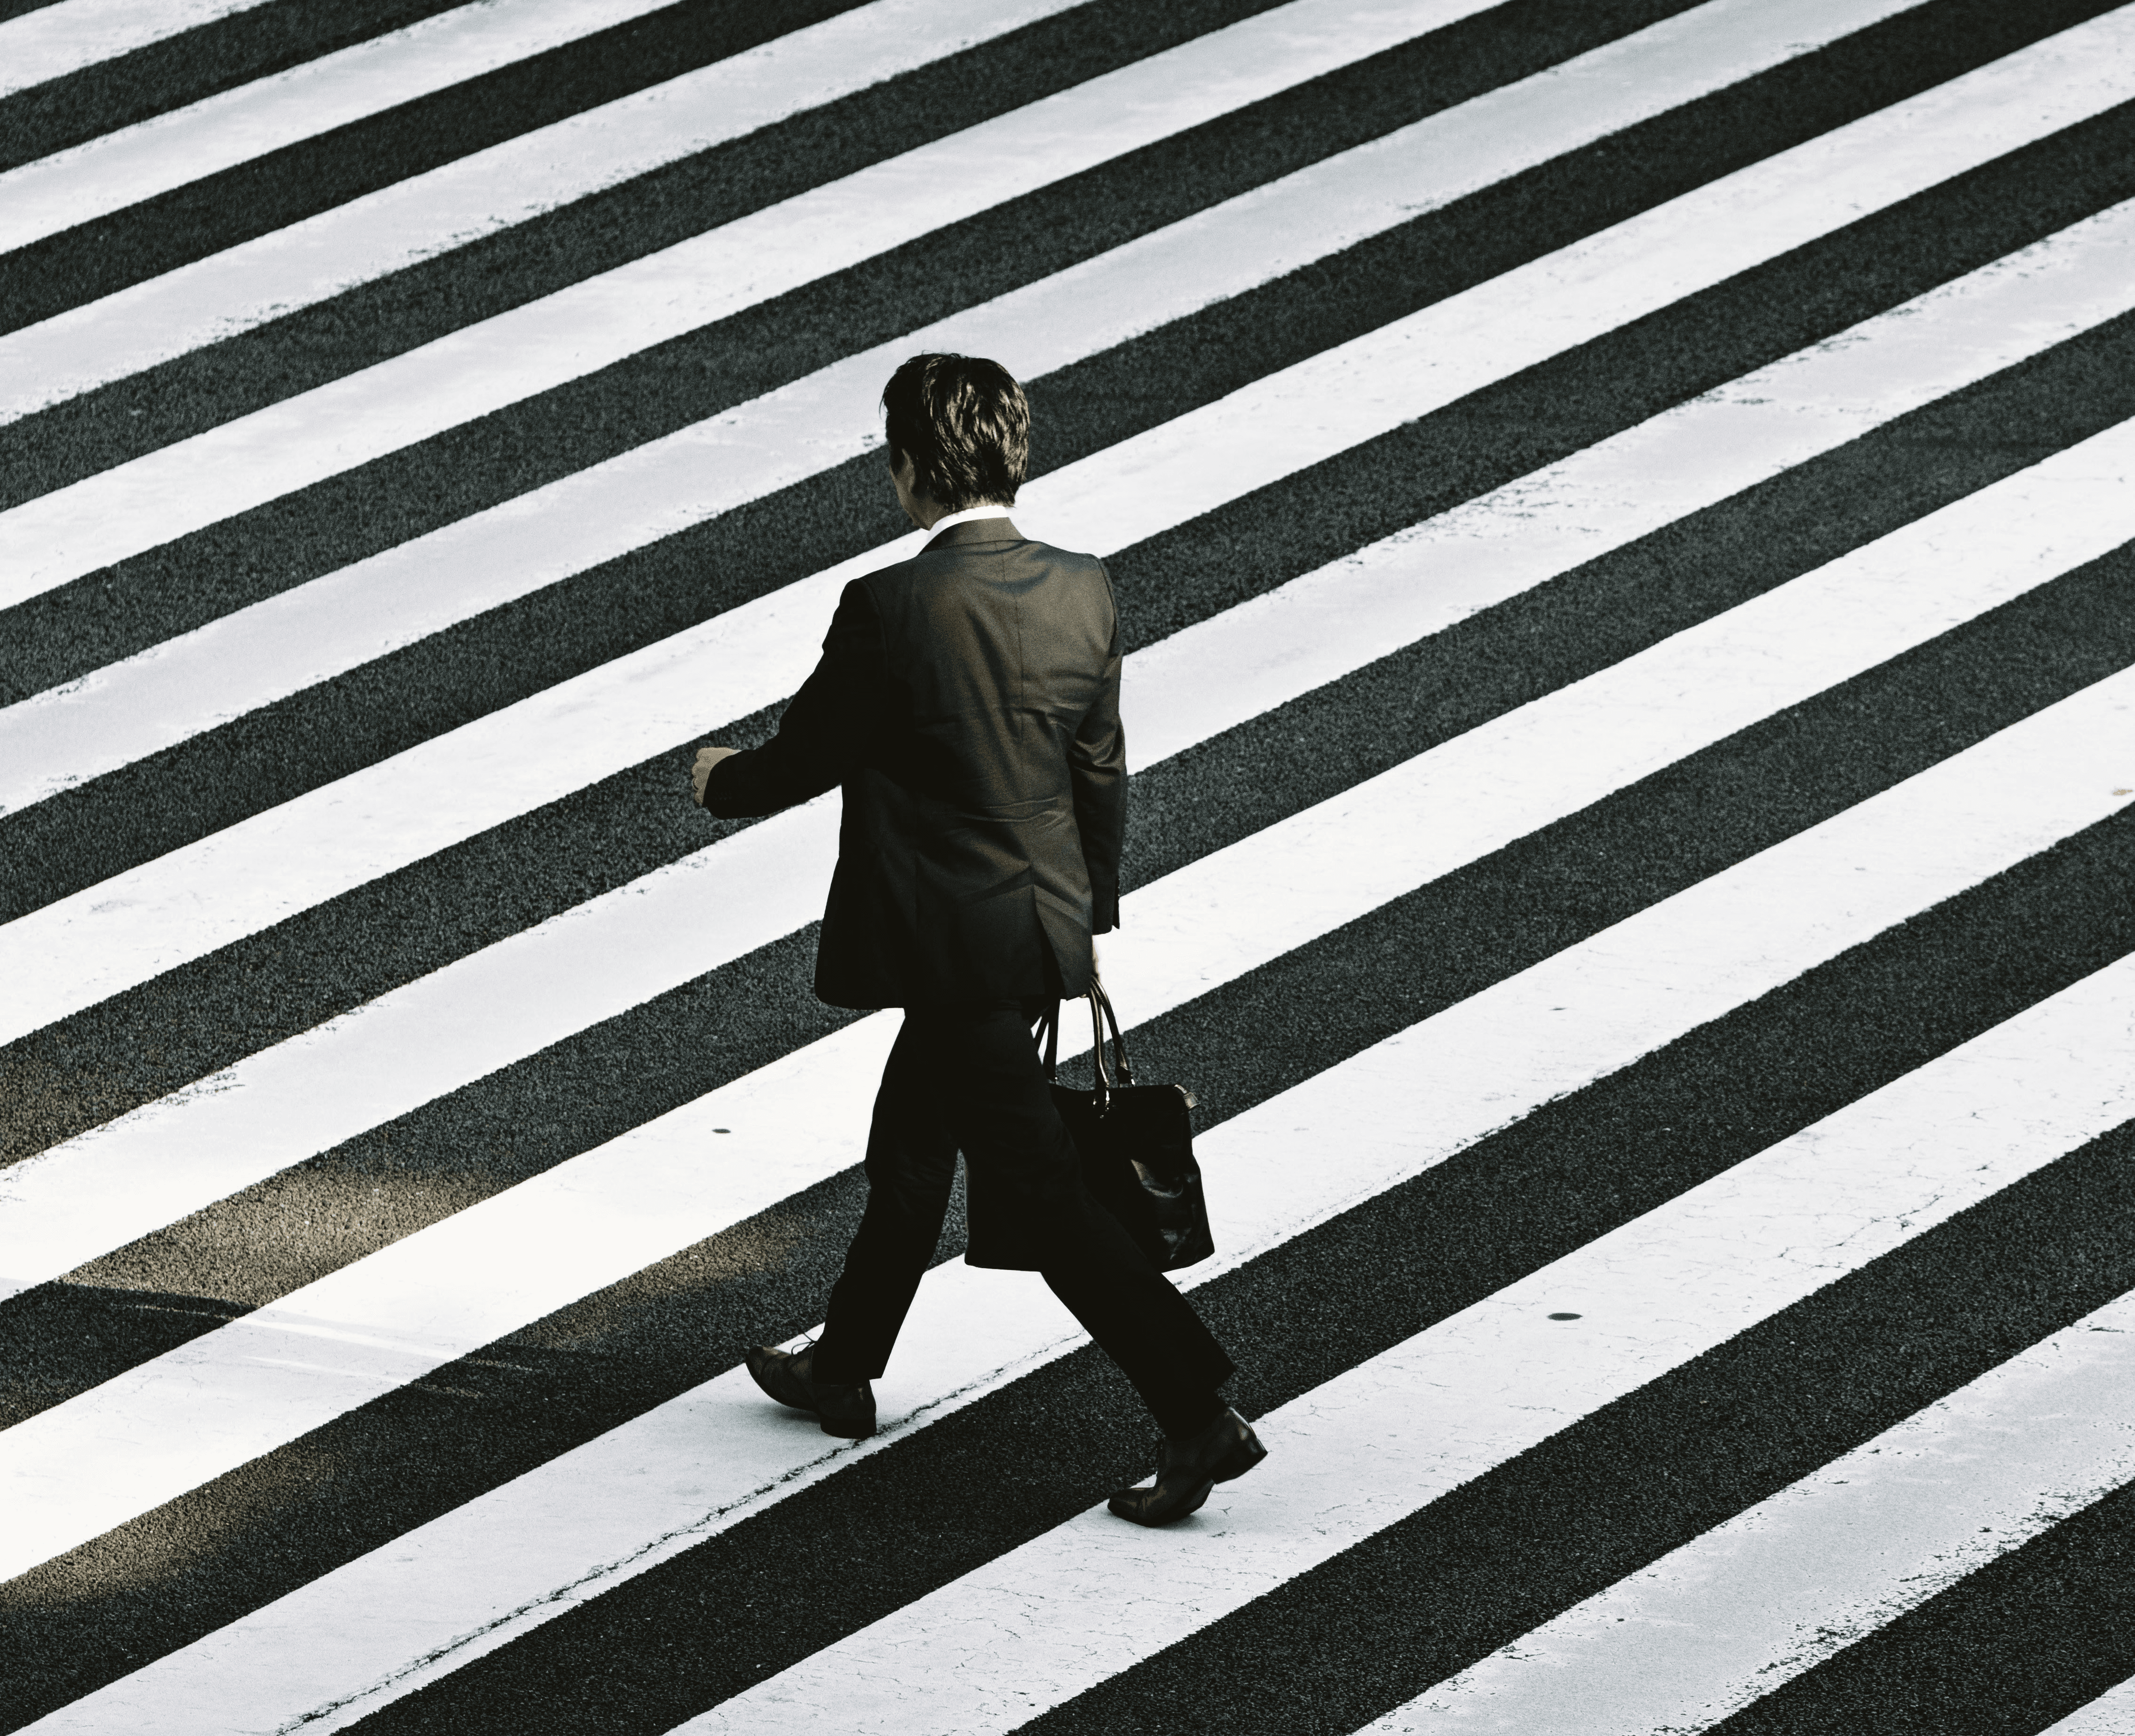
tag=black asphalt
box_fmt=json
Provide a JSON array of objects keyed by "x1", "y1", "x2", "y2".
[{"x1": 5, "y1": 2, "x2": 2131, "y2": 1728}]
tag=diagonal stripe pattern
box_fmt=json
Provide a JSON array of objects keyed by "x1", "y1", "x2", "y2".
[
  {"x1": 0, "y1": 0, "x2": 1095, "y2": 423},
  {"x1": 5, "y1": 207, "x2": 2128, "y2": 1298},
  {"x1": 8, "y1": 2, "x2": 2133, "y2": 1041},
  {"x1": 0, "y1": 0, "x2": 693, "y2": 251},
  {"x1": 4, "y1": 0, "x2": 2135, "y2": 1729},
  {"x1": 6, "y1": 573, "x2": 2126, "y2": 1579},
  {"x1": 0, "y1": 0, "x2": 1934, "y2": 795},
  {"x1": 1357, "y1": 1292, "x2": 2135, "y2": 1734},
  {"x1": 688, "y1": 953, "x2": 2135, "y2": 1734},
  {"x1": 0, "y1": 0, "x2": 283, "y2": 98}
]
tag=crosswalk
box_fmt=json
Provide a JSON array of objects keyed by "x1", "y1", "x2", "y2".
[
  {"x1": 1358, "y1": 1284, "x2": 2135, "y2": 1736},
  {"x1": 0, "y1": 0, "x2": 690, "y2": 252},
  {"x1": 2, "y1": 0, "x2": 2132, "y2": 1730},
  {"x1": 13, "y1": 221, "x2": 2133, "y2": 1296},
  {"x1": 0, "y1": 0, "x2": 285, "y2": 96}
]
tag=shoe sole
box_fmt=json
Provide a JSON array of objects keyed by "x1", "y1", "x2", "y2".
[
  {"x1": 1107, "y1": 1423, "x2": 1263, "y2": 1526},
  {"x1": 1107, "y1": 1476, "x2": 1213, "y2": 1526},
  {"x1": 749, "y1": 1350, "x2": 877, "y2": 1438}
]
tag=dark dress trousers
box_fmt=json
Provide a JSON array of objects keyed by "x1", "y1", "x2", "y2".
[{"x1": 704, "y1": 519, "x2": 1232, "y2": 1436}]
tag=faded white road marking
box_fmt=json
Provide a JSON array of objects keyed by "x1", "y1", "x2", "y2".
[
  {"x1": 1, "y1": 0, "x2": 279, "y2": 99},
  {"x1": 1358, "y1": 1306, "x2": 2135, "y2": 1733}
]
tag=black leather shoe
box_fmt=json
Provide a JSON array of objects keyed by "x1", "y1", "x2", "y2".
[
  {"x1": 1108, "y1": 1406, "x2": 1267, "y2": 1526},
  {"x1": 746, "y1": 1342, "x2": 877, "y2": 1439}
]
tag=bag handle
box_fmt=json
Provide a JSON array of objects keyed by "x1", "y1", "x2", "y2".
[
  {"x1": 1089, "y1": 975, "x2": 1136, "y2": 1087},
  {"x1": 1037, "y1": 975, "x2": 1135, "y2": 1116}
]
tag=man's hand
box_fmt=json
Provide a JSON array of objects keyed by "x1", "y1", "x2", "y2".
[{"x1": 692, "y1": 745, "x2": 740, "y2": 807}]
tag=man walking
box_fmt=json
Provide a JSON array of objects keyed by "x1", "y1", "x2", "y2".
[{"x1": 693, "y1": 354, "x2": 1263, "y2": 1527}]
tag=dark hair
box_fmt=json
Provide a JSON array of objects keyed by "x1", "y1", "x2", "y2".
[{"x1": 881, "y1": 353, "x2": 1029, "y2": 511}]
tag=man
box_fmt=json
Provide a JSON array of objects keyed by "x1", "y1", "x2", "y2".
[{"x1": 693, "y1": 354, "x2": 1264, "y2": 1527}]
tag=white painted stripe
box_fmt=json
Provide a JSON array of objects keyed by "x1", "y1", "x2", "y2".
[
  {"x1": 24, "y1": 737, "x2": 2135, "y2": 1736},
  {"x1": 0, "y1": 0, "x2": 1917, "y2": 789},
  {"x1": 0, "y1": 620, "x2": 2127, "y2": 1586},
  {"x1": 0, "y1": 0, "x2": 276, "y2": 99},
  {"x1": 1357, "y1": 1305, "x2": 2135, "y2": 1735},
  {"x1": 688, "y1": 963, "x2": 2135, "y2": 1736},
  {"x1": 3, "y1": 19, "x2": 2126, "y2": 1041},
  {"x1": 0, "y1": 0, "x2": 1463, "y2": 601},
  {"x1": 0, "y1": 0, "x2": 690, "y2": 250},
  {"x1": 2, "y1": 260, "x2": 2128, "y2": 1295},
  {"x1": 0, "y1": 0, "x2": 1099, "y2": 423},
  {"x1": 2043, "y1": 1680, "x2": 2135, "y2": 1736}
]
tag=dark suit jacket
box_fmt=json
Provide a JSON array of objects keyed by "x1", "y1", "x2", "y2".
[{"x1": 703, "y1": 518, "x2": 1125, "y2": 1009}]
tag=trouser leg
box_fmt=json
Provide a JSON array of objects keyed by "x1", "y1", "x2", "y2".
[
  {"x1": 1038, "y1": 1208, "x2": 1232, "y2": 1439},
  {"x1": 949, "y1": 1006, "x2": 1234, "y2": 1439},
  {"x1": 808, "y1": 1016, "x2": 959, "y2": 1383}
]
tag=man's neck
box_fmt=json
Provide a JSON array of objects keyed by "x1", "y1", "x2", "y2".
[{"x1": 921, "y1": 500, "x2": 1012, "y2": 534}]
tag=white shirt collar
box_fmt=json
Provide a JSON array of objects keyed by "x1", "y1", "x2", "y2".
[{"x1": 925, "y1": 502, "x2": 1014, "y2": 537}]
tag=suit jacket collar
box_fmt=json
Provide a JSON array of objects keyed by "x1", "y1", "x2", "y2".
[{"x1": 922, "y1": 516, "x2": 1021, "y2": 552}]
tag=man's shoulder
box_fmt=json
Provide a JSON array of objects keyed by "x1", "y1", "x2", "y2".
[
  {"x1": 999, "y1": 536, "x2": 1107, "y2": 587},
  {"x1": 1017, "y1": 536, "x2": 1107, "y2": 574},
  {"x1": 870, "y1": 523, "x2": 1108, "y2": 594}
]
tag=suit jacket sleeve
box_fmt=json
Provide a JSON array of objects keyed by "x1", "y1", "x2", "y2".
[
  {"x1": 1070, "y1": 570, "x2": 1127, "y2": 934},
  {"x1": 701, "y1": 579, "x2": 882, "y2": 820}
]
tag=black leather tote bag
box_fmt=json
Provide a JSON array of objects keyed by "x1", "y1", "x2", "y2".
[{"x1": 964, "y1": 981, "x2": 1214, "y2": 1272}]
